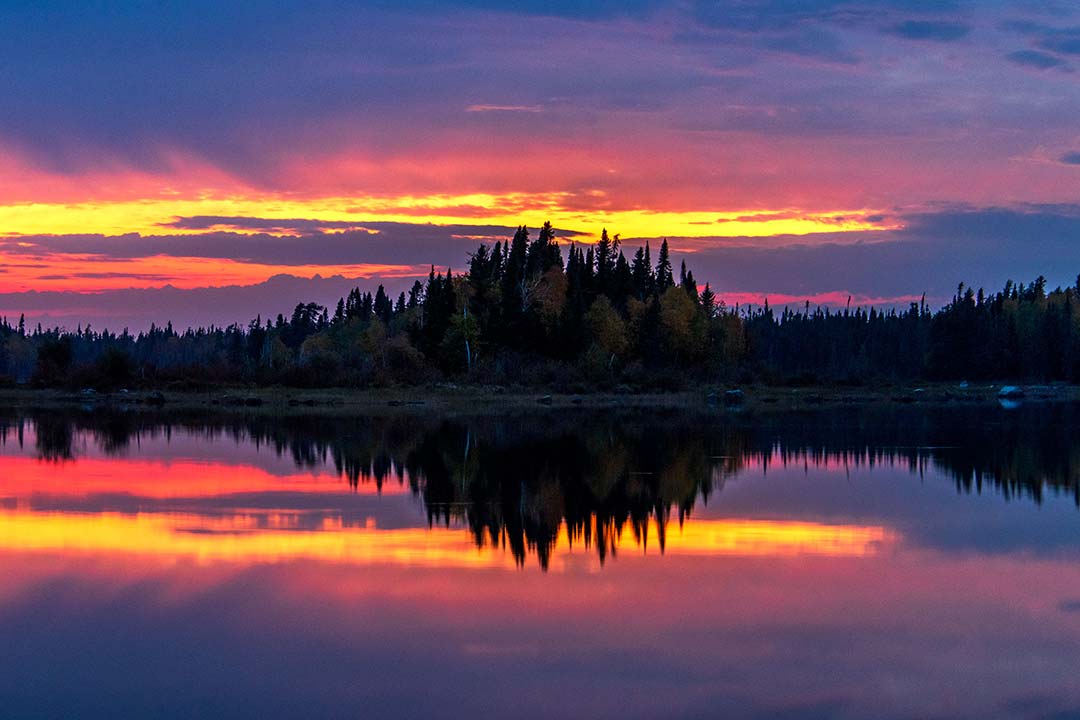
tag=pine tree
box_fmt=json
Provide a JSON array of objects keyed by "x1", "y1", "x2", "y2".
[
  {"x1": 407, "y1": 280, "x2": 423, "y2": 309},
  {"x1": 699, "y1": 283, "x2": 717, "y2": 319},
  {"x1": 527, "y1": 221, "x2": 561, "y2": 277},
  {"x1": 681, "y1": 266, "x2": 699, "y2": 303},
  {"x1": 643, "y1": 241, "x2": 654, "y2": 296},
  {"x1": 612, "y1": 251, "x2": 634, "y2": 309},
  {"x1": 373, "y1": 285, "x2": 392, "y2": 323},
  {"x1": 594, "y1": 228, "x2": 619, "y2": 296},
  {"x1": 655, "y1": 239, "x2": 674, "y2": 292},
  {"x1": 631, "y1": 246, "x2": 650, "y2": 300},
  {"x1": 501, "y1": 226, "x2": 530, "y2": 319}
]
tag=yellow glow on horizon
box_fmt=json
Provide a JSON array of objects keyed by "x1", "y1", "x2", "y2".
[{"x1": 0, "y1": 193, "x2": 897, "y2": 242}]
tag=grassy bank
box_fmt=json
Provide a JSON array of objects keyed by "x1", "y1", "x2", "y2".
[{"x1": 0, "y1": 382, "x2": 1075, "y2": 417}]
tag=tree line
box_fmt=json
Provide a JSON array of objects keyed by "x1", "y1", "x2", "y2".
[{"x1": 0, "y1": 221, "x2": 1075, "y2": 389}]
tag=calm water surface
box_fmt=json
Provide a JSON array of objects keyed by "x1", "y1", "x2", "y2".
[{"x1": 2, "y1": 406, "x2": 1080, "y2": 719}]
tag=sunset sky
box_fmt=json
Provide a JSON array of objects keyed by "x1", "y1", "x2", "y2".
[{"x1": 2, "y1": 0, "x2": 1080, "y2": 329}]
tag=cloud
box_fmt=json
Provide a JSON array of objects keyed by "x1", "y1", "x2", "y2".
[
  {"x1": 882, "y1": 19, "x2": 972, "y2": 41},
  {"x1": 384, "y1": 0, "x2": 665, "y2": 21},
  {"x1": 38, "y1": 272, "x2": 178, "y2": 282},
  {"x1": 1002, "y1": 19, "x2": 1080, "y2": 57},
  {"x1": 1007, "y1": 49, "x2": 1070, "y2": 69},
  {"x1": 691, "y1": 0, "x2": 963, "y2": 34},
  {"x1": 761, "y1": 27, "x2": 861, "y2": 64},
  {"x1": 1, "y1": 221, "x2": 583, "y2": 268},
  {"x1": 163, "y1": 217, "x2": 589, "y2": 243},
  {"x1": 465, "y1": 105, "x2": 544, "y2": 113},
  {"x1": 1060, "y1": 151, "x2": 1080, "y2": 164},
  {"x1": 163, "y1": 217, "x2": 380, "y2": 234},
  {"x1": 679, "y1": 2, "x2": 982, "y2": 68},
  {"x1": 691, "y1": 0, "x2": 969, "y2": 35},
  {"x1": 687, "y1": 2, "x2": 865, "y2": 64},
  {"x1": 1038, "y1": 28, "x2": 1080, "y2": 55}
]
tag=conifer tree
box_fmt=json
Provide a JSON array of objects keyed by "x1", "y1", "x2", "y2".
[
  {"x1": 501, "y1": 226, "x2": 530, "y2": 319},
  {"x1": 631, "y1": 246, "x2": 650, "y2": 300},
  {"x1": 655, "y1": 239, "x2": 674, "y2": 292},
  {"x1": 699, "y1": 283, "x2": 717, "y2": 319}
]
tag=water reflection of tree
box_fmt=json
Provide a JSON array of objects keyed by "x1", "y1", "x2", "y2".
[
  {"x1": 6, "y1": 404, "x2": 1080, "y2": 567},
  {"x1": 402, "y1": 419, "x2": 725, "y2": 567},
  {"x1": 33, "y1": 415, "x2": 75, "y2": 462}
]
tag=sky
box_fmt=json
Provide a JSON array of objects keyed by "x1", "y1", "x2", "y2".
[{"x1": 1, "y1": 0, "x2": 1079, "y2": 329}]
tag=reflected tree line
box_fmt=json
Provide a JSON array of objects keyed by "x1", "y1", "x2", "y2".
[{"x1": 2, "y1": 406, "x2": 1080, "y2": 567}]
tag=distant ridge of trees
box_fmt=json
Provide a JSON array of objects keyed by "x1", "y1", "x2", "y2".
[{"x1": 0, "y1": 222, "x2": 1076, "y2": 389}]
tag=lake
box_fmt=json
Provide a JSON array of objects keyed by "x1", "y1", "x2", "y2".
[{"x1": 1, "y1": 404, "x2": 1079, "y2": 719}]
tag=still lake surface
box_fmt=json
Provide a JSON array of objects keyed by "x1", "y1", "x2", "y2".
[{"x1": 1, "y1": 405, "x2": 1079, "y2": 719}]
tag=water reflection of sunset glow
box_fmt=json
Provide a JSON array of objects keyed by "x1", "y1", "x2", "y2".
[
  {"x1": 0, "y1": 510, "x2": 895, "y2": 570},
  {"x1": 0, "y1": 511, "x2": 514, "y2": 570},
  {"x1": 653, "y1": 519, "x2": 894, "y2": 558},
  {"x1": 0, "y1": 456, "x2": 408, "y2": 498}
]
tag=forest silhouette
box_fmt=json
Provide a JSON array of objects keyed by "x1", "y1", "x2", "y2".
[{"x1": 0, "y1": 222, "x2": 1077, "y2": 389}]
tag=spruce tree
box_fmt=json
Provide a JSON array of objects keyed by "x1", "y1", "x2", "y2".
[
  {"x1": 655, "y1": 239, "x2": 674, "y2": 292},
  {"x1": 631, "y1": 246, "x2": 649, "y2": 300},
  {"x1": 699, "y1": 283, "x2": 717, "y2": 319}
]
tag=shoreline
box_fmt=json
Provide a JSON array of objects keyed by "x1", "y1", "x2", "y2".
[{"x1": 0, "y1": 382, "x2": 1075, "y2": 416}]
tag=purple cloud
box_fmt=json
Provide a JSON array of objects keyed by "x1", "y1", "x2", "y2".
[
  {"x1": 882, "y1": 19, "x2": 972, "y2": 41},
  {"x1": 1007, "y1": 49, "x2": 1070, "y2": 69},
  {"x1": 0, "y1": 222, "x2": 584, "y2": 268}
]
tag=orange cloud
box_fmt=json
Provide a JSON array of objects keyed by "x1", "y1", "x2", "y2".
[{"x1": 0, "y1": 250, "x2": 424, "y2": 293}]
